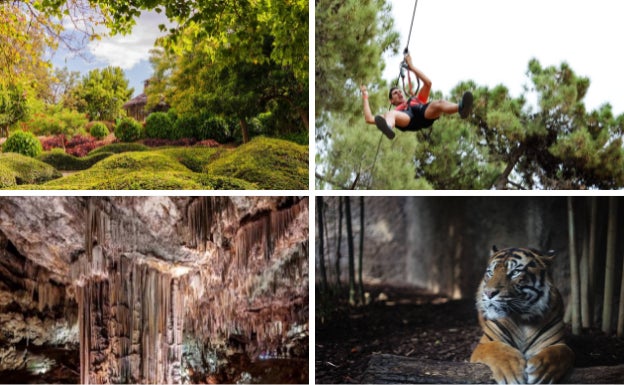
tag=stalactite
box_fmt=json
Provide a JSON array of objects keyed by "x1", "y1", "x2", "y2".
[
  {"x1": 234, "y1": 198, "x2": 308, "y2": 269},
  {"x1": 186, "y1": 197, "x2": 234, "y2": 251},
  {"x1": 75, "y1": 198, "x2": 189, "y2": 384}
]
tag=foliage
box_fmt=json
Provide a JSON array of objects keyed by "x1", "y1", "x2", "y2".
[
  {"x1": 88, "y1": 142, "x2": 149, "y2": 155},
  {"x1": 65, "y1": 135, "x2": 99, "y2": 157},
  {"x1": 205, "y1": 136, "x2": 308, "y2": 190},
  {"x1": 115, "y1": 117, "x2": 144, "y2": 142},
  {"x1": 145, "y1": 112, "x2": 175, "y2": 139},
  {"x1": 89, "y1": 122, "x2": 109, "y2": 139},
  {"x1": 21, "y1": 107, "x2": 88, "y2": 137},
  {"x1": 0, "y1": 163, "x2": 16, "y2": 188},
  {"x1": 318, "y1": 52, "x2": 624, "y2": 189},
  {"x1": 142, "y1": 138, "x2": 196, "y2": 147},
  {"x1": 0, "y1": 152, "x2": 61, "y2": 186},
  {"x1": 2, "y1": 131, "x2": 43, "y2": 157},
  {"x1": 69, "y1": 66, "x2": 133, "y2": 121},
  {"x1": 315, "y1": 0, "x2": 399, "y2": 120},
  {"x1": 0, "y1": 83, "x2": 29, "y2": 136},
  {"x1": 38, "y1": 148, "x2": 113, "y2": 171},
  {"x1": 145, "y1": 0, "x2": 309, "y2": 143},
  {"x1": 157, "y1": 147, "x2": 224, "y2": 173},
  {"x1": 4, "y1": 137, "x2": 306, "y2": 190}
]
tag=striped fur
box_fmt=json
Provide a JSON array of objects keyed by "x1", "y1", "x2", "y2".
[{"x1": 470, "y1": 247, "x2": 574, "y2": 384}]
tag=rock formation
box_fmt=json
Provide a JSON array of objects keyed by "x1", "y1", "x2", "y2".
[{"x1": 0, "y1": 196, "x2": 308, "y2": 383}]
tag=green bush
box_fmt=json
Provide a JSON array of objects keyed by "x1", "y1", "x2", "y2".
[
  {"x1": 204, "y1": 136, "x2": 308, "y2": 189},
  {"x1": 22, "y1": 109, "x2": 88, "y2": 137},
  {"x1": 0, "y1": 153, "x2": 62, "y2": 186},
  {"x1": 114, "y1": 117, "x2": 144, "y2": 142},
  {"x1": 173, "y1": 115, "x2": 199, "y2": 139},
  {"x1": 90, "y1": 122, "x2": 109, "y2": 139},
  {"x1": 195, "y1": 115, "x2": 230, "y2": 142},
  {"x1": 0, "y1": 164, "x2": 16, "y2": 188},
  {"x1": 38, "y1": 148, "x2": 113, "y2": 171},
  {"x1": 2, "y1": 131, "x2": 43, "y2": 157},
  {"x1": 89, "y1": 142, "x2": 149, "y2": 155},
  {"x1": 145, "y1": 112, "x2": 175, "y2": 139}
]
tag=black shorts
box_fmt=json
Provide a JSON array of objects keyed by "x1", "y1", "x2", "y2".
[{"x1": 396, "y1": 102, "x2": 437, "y2": 132}]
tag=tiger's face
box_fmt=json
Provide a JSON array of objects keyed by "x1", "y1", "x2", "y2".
[{"x1": 477, "y1": 247, "x2": 554, "y2": 322}]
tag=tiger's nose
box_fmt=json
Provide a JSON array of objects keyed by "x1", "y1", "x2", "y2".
[{"x1": 484, "y1": 289, "x2": 499, "y2": 299}]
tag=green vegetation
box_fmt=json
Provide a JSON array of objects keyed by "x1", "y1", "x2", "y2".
[
  {"x1": 89, "y1": 122, "x2": 109, "y2": 139},
  {"x1": 2, "y1": 131, "x2": 43, "y2": 157},
  {"x1": 89, "y1": 142, "x2": 149, "y2": 155},
  {"x1": 0, "y1": 153, "x2": 61, "y2": 187},
  {"x1": 115, "y1": 117, "x2": 144, "y2": 142},
  {"x1": 205, "y1": 137, "x2": 308, "y2": 190},
  {"x1": 37, "y1": 148, "x2": 113, "y2": 171},
  {"x1": 316, "y1": 1, "x2": 624, "y2": 190},
  {"x1": 3, "y1": 137, "x2": 306, "y2": 190}
]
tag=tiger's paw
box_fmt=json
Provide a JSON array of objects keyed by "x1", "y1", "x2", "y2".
[
  {"x1": 525, "y1": 345, "x2": 574, "y2": 384},
  {"x1": 471, "y1": 341, "x2": 526, "y2": 384}
]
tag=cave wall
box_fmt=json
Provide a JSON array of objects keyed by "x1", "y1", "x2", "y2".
[{"x1": 0, "y1": 196, "x2": 309, "y2": 384}]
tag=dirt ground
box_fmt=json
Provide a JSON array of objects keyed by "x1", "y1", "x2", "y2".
[{"x1": 315, "y1": 285, "x2": 624, "y2": 384}]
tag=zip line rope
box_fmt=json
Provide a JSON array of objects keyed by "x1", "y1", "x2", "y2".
[{"x1": 367, "y1": 0, "x2": 419, "y2": 190}]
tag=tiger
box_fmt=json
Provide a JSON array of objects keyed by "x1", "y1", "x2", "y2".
[{"x1": 470, "y1": 246, "x2": 574, "y2": 384}]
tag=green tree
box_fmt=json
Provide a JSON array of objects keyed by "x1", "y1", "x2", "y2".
[
  {"x1": 315, "y1": 0, "x2": 399, "y2": 119},
  {"x1": 0, "y1": 83, "x2": 28, "y2": 137},
  {"x1": 70, "y1": 67, "x2": 133, "y2": 121},
  {"x1": 318, "y1": 56, "x2": 624, "y2": 189}
]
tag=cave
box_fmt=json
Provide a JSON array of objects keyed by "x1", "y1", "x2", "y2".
[{"x1": 0, "y1": 196, "x2": 309, "y2": 384}]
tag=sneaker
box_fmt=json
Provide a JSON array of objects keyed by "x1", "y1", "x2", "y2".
[
  {"x1": 374, "y1": 115, "x2": 395, "y2": 139},
  {"x1": 458, "y1": 91, "x2": 474, "y2": 119}
]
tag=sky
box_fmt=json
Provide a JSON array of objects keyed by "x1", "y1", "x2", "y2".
[
  {"x1": 52, "y1": 11, "x2": 172, "y2": 97},
  {"x1": 384, "y1": 0, "x2": 624, "y2": 115}
]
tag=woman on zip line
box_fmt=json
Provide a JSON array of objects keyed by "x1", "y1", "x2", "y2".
[{"x1": 360, "y1": 53, "x2": 473, "y2": 139}]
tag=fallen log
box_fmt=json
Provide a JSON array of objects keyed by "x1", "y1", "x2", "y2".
[{"x1": 361, "y1": 354, "x2": 624, "y2": 384}]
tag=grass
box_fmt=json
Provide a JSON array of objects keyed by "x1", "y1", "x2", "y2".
[{"x1": 3, "y1": 136, "x2": 307, "y2": 190}]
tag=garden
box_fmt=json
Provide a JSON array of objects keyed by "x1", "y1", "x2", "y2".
[
  {"x1": 0, "y1": 1, "x2": 308, "y2": 190},
  {"x1": 0, "y1": 110, "x2": 308, "y2": 190}
]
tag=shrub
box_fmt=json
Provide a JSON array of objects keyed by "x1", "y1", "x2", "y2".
[
  {"x1": 2, "y1": 131, "x2": 43, "y2": 157},
  {"x1": 88, "y1": 142, "x2": 149, "y2": 155},
  {"x1": 38, "y1": 148, "x2": 113, "y2": 171},
  {"x1": 114, "y1": 117, "x2": 144, "y2": 142},
  {"x1": 65, "y1": 135, "x2": 99, "y2": 157},
  {"x1": 90, "y1": 122, "x2": 109, "y2": 139},
  {"x1": 41, "y1": 135, "x2": 66, "y2": 151},
  {"x1": 195, "y1": 115, "x2": 230, "y2": 143},
  {"x1": 21, "y1": 109, "x2": 88, "y2": 137},
  {"x1": 0, "y1": 152, "x2": 62, "y2": 185},
  {"x1": 145, "y1": 112, "x2": 175, "y2": 139},
  {"x1": 173, "y1": 115, "x2": 198, "y2": 139}
]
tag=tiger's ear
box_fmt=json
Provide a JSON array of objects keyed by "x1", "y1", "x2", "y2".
[
  {"x1": 541, "y1": 249, "x2": 556, "y2": 266},
  {"x1": 490, "y1": 245, "x2": 499, "y2": 256}
]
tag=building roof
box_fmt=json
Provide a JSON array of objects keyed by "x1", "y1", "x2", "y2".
[{"x1": 123, "y1": 93, "x2": 147, "y2": 108}]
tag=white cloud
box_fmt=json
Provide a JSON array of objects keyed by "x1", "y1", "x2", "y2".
[{"x1": 87, "y1": 11, "x2": 172, "y2": 70}]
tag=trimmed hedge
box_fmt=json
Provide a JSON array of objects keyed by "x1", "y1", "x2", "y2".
[
  {"x1": 37, "y1": 149, "x2": 113, "y2": 171},
  {"x1": 204, "y1": 136, "x2": 308, "y2": 190},
  {"x1": 88, "y1": 142, "x2": 149, "y2": 155},
  {"x1": 0, "y1": 153, "x2": 62, "y2": 186}
]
